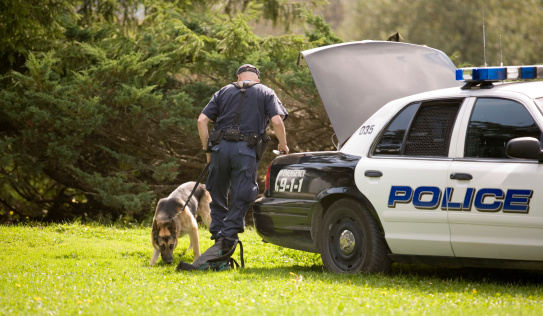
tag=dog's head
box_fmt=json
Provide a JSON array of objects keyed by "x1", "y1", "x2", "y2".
[{"x1": 152, "y1": 218, "x2": 178, "y2": 264}]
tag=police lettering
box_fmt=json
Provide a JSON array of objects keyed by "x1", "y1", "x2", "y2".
[{"x1": 388, "y1": 186, "x2": 532, "y2": 213}]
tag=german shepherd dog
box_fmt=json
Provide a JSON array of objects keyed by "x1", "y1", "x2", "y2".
[{"x1": 150, "y1": 182, "x2": 211, "y2": 265}]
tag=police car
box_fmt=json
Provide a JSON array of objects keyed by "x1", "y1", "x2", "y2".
[{"x1": 252, "y1": 41, "x2": 543, "y2": 273}]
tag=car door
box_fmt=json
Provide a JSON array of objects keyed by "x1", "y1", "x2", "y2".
[
  {"x1": 447, "y1": 96, "x2": 543, "y2": 261},
  {"x1": 355, "y1": 98, "x2": 465, "y2": 256}
]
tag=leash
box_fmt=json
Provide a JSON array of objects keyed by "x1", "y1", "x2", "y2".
[
  {"x1": 171, "y1": 162, "x2": 210, "y2": 220},
  {"x1": 180, "y1": 162, "x2": 210, "y2": 214},
  {"x1": 173, "y1": 162, "x2": 247, "y2": 272}
]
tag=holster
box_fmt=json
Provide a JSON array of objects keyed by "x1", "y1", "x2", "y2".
[
  {"x1": 256, "y1": 135, "x2": 271, "y2": 160},
  {"x1": 246, "y1": 133, "x2": 258, "y2": 148},
  {"x1": 207, "y1": 129, "x2": 224, "y2": 152}
]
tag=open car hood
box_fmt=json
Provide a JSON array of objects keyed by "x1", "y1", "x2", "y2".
[{"x1": 299, "y1": 41, "x2": 462, "y2": 146}]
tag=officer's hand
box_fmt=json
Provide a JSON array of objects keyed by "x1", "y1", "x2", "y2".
[
  {"x1": 278, "y1": 143, "x2": 289, "y2": 155},
  {"x1": 206, "y1": 153, "x2": 210, "y2": 163}
]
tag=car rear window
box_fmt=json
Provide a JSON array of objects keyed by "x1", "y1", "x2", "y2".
[
  {"x1": 374, "y1": 98, "x2": 463, "y2": 157},
  {"x1": 373, "y1": 102, "x2": 418, "y2": 155}
]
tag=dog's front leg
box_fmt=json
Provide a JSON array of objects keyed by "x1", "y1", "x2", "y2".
[
  {"x1": 188, "y1": 227, "x2": 201, "y2": 260},
  {"x1": 150, "y1": 248, "x2": 160, "y2": 266}
]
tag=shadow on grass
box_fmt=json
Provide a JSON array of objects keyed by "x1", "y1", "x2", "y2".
[
  {"x1": 163, "y1": 253, "x2": 543, "y2": 284},
  {"x1": 239, "y1": 264, "x2": 325, "y2": 276},
  {"x1": 230, "y1": 262, "x2": 543, "y2": 291},
  {"x1": 391, "y1": 263, "x2": 543, "y2": 286},
  {"x1": 158, "y1": 249, "x2": 543, "y2": 290},
  {"x1": 158, "y1": 257, "x2": 543, "y2": 300}
]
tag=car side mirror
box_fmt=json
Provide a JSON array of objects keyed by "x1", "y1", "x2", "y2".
[{"x1": 505, "y1": 137, "x2": 543, "y2": 161}]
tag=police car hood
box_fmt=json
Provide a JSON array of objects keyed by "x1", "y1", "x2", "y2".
[{"x1": 299, "y1": 41, "x2": 462, "y2": 145}]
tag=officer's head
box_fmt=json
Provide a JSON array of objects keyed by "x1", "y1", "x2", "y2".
[{"x1": 237, "y1": 64, "x2": 260, "y2": 82}]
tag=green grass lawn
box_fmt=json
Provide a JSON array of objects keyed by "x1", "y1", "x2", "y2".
[{"x1": 1, "y1": 223, "x2": 542, "y2": 315}]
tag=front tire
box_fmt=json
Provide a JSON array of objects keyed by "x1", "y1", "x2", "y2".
[{"x1": 319, "y1": 199, "x2": 390, "y2": 273}]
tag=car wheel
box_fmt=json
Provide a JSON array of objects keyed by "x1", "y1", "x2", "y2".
[{"x1": 319, "y1": 198, "x2": 390, "y2": 273}]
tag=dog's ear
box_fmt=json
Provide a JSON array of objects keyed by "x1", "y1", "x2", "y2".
[
  {"x1": 151, "y1": 221, "x2": 159, "y2": 247},
  {"x1": 169, "y1": 219, "x2": 177, "y2": 236},
  {"x1": 152, "y1": 221, "x2": 158, "y2": 237}
]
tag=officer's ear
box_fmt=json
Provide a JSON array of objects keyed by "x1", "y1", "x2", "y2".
[{"x1": 237, "y1": 75, "x2": 242, "y2": 82}]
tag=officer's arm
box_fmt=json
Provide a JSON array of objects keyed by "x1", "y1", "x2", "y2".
[
  {"x1": 271, "y1": 114, "x2": 289, "y2": 154},
  {"x1": 197, "y1": 113, "x2": 212, "y2": 162}
]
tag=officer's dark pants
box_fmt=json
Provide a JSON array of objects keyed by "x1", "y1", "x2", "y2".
[{"x1": 206, "y1": 140, "x2": 258, "y2": 241}]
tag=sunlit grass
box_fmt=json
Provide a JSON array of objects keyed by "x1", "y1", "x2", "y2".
[{"x1": 1, "y1": 223, "x2": 542, "y2": 315}]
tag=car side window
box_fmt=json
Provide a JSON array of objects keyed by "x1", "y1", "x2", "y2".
[
  {"x1": 465, "y1": 98, "x2": 541, "y2": 159},
  {"x1": 373, "y1": 102, "x2": 419, "y2": 155},
  {"x1": 374, "y1": 99, "x2": 463, "y2": 157}
]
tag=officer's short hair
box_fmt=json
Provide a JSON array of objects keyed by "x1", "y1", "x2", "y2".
[{"x1": 236, "y1": 64, "x2": 260, "y2": 78}]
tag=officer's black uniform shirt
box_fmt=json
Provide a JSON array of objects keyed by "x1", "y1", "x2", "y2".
[{"x1": 202, "y1": 81, "x2": 288, "y2": 134}]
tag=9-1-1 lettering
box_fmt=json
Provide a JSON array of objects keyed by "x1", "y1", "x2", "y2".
[{"x1": 276, "y1": 177, "x2": 304, "y2": 192}]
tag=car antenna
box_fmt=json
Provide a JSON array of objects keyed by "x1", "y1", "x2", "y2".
[
  {"x1": 482, "y1": 0, "x2": 487, "y2": 66},
  {"x1": 500, "y1": 34, "x2": 503, "y2": 66}
]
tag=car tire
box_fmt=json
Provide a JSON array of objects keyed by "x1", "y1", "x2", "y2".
[{"x1": 319, "y1": 198, "x2": 391, "y2": 273}]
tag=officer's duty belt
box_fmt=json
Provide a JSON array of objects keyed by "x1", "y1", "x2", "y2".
[
  {"x1": 230, "y1": 133, "x2": 253, "y2": 142},
  {"x1": 226, "y1": 132, "x2": 259, "y2": 146},
  {"x1": 208, "y1": 129, "x2": 260, "y2": 149}
]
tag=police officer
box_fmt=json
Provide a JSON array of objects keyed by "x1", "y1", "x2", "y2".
[{"x1": 194, "y1": 64, "x2": 289, "y2": 266}]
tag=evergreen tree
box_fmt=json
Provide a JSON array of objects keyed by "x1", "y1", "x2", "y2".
[{"x1": 0, "y1": 1, "x2": 336, "y2": 223}]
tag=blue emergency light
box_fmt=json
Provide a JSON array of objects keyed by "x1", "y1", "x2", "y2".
[{"x1": 456, "y1": 65, "x2": 543, "y2": 82}]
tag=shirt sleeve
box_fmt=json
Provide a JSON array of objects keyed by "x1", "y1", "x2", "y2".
[
  {"x1": 201, "y1": 90, "x2": 221, "y2": 122},
  {"x1": 276, "y1": 97, "x2": 289, "y2": 121},
  {"x1": 265, "y1": 89, "x2": 289, "y2": 121}
]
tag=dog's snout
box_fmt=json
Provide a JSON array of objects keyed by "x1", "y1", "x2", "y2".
[{"x1": 161, "y1": 252, "x2": 174, "y2": 264}]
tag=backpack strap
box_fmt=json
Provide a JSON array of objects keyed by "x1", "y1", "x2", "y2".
[
  {"x1": 208, "y1": 239, "x2": 244, "y2": 268},
  {"x1": 175, "y1": 240, "x2": 244, "y2": 272}
]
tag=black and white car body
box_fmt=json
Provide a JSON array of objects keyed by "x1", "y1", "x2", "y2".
[{"x1": 253, "y1": 41, "x2": 543, "y2": 273}]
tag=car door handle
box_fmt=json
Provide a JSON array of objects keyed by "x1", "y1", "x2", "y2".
[
  {"x1": 450, "y1": 173, "x2": 473, "y2": 180},
  {"x1": 364, "y1": 170, "x2": 383, "y2": 177}
]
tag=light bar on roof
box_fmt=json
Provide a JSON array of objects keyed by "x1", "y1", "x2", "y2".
[{"x1": 456, "y1": 65, "x2": 543, "y2": 82}]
